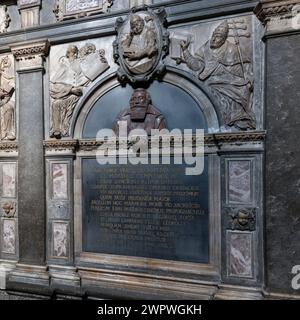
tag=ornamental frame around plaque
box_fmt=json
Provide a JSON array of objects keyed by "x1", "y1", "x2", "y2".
[
  {"x1": 113, "y1": 5, "x2": 170, "y2": 83},
  {"x1": 73, "y1": 153, "x2": 221, "y2": 278}
]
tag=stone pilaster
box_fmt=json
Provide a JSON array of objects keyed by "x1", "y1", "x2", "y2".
[
  {"x1": 7, "y1": 40, "x2": 50, "y2": 292},
  {"x1": 255, "y1": 1, "x2": 300, "y2": 297}
]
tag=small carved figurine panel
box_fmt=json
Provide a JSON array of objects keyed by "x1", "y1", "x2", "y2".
[
  {"x1": 170, "y1": 16, "x2": 257, "y2": 132},
  {"x1": 0, "y1": 55, "x2": 16, "y2": 141},
  {"x1": 54, "y1": 0, "x2": 113, "y2": 21},
  {"x1": 226, "y1": 207, "x2": 256, "y2": 231},
  {"x1": 0, "y1": 6, "x2": 10, "y2": 33},
  {"x1": 113, "y1": 6, "x2": 169, "y2": 83},
  {"x1": 49, "y1": 40, "x2": 113, "y2": 139}
]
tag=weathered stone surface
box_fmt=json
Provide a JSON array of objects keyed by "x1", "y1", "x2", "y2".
[
  {"x1": 265, "y1": 34, "x2": 300, "y2": 295},
  {"x1": 18, "y1": 70, "x2": 45, "y2": 265}
]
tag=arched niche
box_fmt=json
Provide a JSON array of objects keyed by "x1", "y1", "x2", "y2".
[
  {"x1": 73, "y1": 70, "x2": 220, "y2": 138},
  {"x1": 71, "y1": 70, "x2": 221, "y2": 276}
]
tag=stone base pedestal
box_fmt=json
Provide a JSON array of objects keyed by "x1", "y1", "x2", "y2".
[
  {"x1": 7, "y1": 264, "x2": 50, "y2": 295},
  {"x1": 0, "y1": 260, "x2": 17, "y2": 290}
]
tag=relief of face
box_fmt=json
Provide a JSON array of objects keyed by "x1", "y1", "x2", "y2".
[
  {"x1": 130, "y1": 90, "x2": 149, "y2": 120},
  {"x1": 66, "y1": 46, "x2": 78, "y2": 60},
  {"x1": 130, "y1": 16, "x2": 145, "y2": 35},
  {"x1": 210, "y1": 31, "x2": 226, "y2": 49},
  {"x1": 237, "y1": 211, "x2": 249, "y2": 226}
]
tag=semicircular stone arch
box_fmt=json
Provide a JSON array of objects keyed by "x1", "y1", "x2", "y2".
[{"x1": 73, "y1": 71, "x2": 220, "y2": 139}]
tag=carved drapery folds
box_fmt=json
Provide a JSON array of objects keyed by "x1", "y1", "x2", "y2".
[
  {"x1": 113, "y1": 6, "x2": 169, "y2": 83},
  {"x1": 54, "y1": 0, "x2": 113, "y2": 21},
  {"x1": 0, "y1": 5, "x2": 10, "y2": 33},
  {"x1": 0, "y1": 55, "x2": 16, "y2": 141},
  {"x1": 50, "y1": 43, "x2": 110, "y2": 139},
  {"x1": 171, "y1": 18, "x2": 256, "y2": 131}
]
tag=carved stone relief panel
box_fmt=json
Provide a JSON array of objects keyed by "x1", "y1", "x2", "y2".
[
  {"x1": 1, "y1": 201, "x2": 16, "y2": 218},
  {"x1": 170, "y1": 16, "x2": 256, "y2": 131},
  {"x1": 0, "y1": 55, "x2": 16, "y2": 141},
  {"x1": 49, "y1": 40, "x2": 112, "y2": 139},
  {"x1": 2, "y1": 219, "x2": 16, "y2": 254},
  {"x1": 54, "y1": 0, "x2": 113, "y2": 21},
  {"x1": 227, "y1": 231, "x2": 253, "y2": 278},
  {"x1": 52, "y1": 222, "x2": 68, "y2": 258},
  {"x1": 226, "y1": 207, "x2": 256, "y2": 231},
  {"x1": 0, "y1": 6, "x2": 10, "y2": 33},
  {"x1": 2, "y1": 163, "x2": 16, "y2": 198},
  {"x1": 113, "y1": 6, "x2": 169, "y2": 83}
]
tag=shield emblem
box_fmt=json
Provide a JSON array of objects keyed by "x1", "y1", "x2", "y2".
[{"x1": 80, "y1": 52, "x2": 109, "y2": 81}]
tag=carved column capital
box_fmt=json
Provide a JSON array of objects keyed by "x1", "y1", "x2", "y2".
[
  {"x1": 10, "y1": 40, "x2": 50, "y2": 71},
  {"x1": 254, "y1": 0, "x2": 300, "y2": 33}
]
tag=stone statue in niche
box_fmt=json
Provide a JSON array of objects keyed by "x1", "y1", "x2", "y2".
[
  {"x1": 179, "y1": 20, "x2": 256, "y2": 131},
  {"x1": 0, "y1": 6, "x2": 10, "y2": 33},
  {"x1": 50, "y1": 43, "x2": 109, "y2": 139},
  {"x1": 113, "y1": 88, "x2": 167, "y2": 136},
  {"x1": 0, "y1": 56, "x2": 15, "y2": 141},
  {"x1": 114, "y1": 6, "x2": 169, "y2": 83}
]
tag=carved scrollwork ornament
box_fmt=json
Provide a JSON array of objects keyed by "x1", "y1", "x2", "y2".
[{"x1": 113, "y1": 5, "x2": 169, "y2": 84}]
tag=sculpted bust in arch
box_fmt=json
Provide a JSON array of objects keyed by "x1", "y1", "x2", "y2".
[{"x1": 113, "y1": 88, "x2": 167, "y2": 136}]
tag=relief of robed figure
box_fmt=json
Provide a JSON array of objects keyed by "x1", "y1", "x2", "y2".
[
  {"x1": 180, "y1": 20, "x2": 256, "y2": 131},
  {"x1": 50, "y1": 43, "x2": 109, "y2": 138},
  {"x1": 0, "y1": 55, "x2": 15, "y2": 141}
]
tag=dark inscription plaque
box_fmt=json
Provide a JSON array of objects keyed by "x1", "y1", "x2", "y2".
[{"x1": 82, "y1": 157, "x2": 209, "y2": 263}]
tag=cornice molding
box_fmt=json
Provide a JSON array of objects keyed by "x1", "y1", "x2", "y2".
[
  {"x1": 43, "y1": 140, "x2": 78, "y2": 152},
  {"x1": 0, "y1": 141, "x2": 18, "y2": 152},
  {"x1": 255, "y1": 0, "x2": 300, "y2": 25}
]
